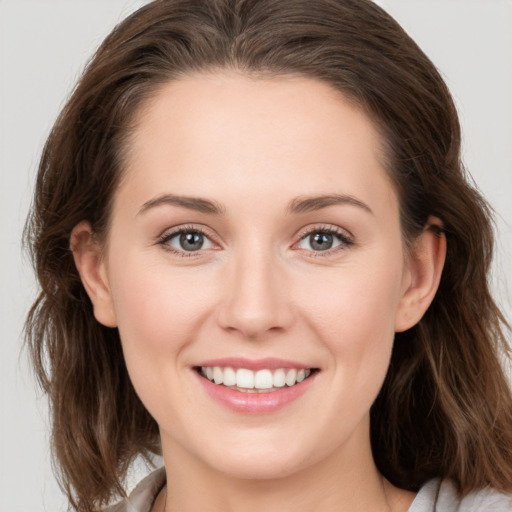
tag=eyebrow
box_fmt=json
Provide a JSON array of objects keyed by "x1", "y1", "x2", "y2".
[
  {"x1": 138, "y1": 194, "x2": 225, "y2": 215},
  {"x1": 287, "y1": 194, "x2": 373, "y2": 215},
  {"x1": 138, "y1": 192, "x2": 372, "y2": 217}
]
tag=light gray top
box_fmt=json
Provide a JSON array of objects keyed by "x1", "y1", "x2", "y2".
[{"x1": 104, "y1": 467, "x2": 512, "y2": 511}]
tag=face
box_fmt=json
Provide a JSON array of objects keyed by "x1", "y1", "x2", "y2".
[{"x1": 80, "y1": 73, "x2": 426, "y2": 480}]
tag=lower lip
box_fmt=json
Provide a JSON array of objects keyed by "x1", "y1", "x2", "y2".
[{"x1": 194, "y1": 370, "x2": 316, "y2": 414}]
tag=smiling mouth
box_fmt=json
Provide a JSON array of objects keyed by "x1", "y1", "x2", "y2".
[{"x1": 196, "y1": 366, "x2": 318, "y2": 393}]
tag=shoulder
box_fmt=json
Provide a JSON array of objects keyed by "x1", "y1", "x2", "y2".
[
  {"x1": 409, "y1": 479, "x2": 512, "y2": 512},
  {"x1": 101, "y1": 467, "x2": 166, "y2": 512},
  {"x1": 437, "y1": 481, "x2": 512, "y2": 512}
]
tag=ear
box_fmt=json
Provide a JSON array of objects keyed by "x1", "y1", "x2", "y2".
[
  {"x1": 395, "y1": 217, "x2": 446, "y2": 332},
  {"x1": 70, "y1": 221, "x2": 117, "y2": 327}
]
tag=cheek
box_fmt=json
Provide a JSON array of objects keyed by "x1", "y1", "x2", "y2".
[
  {"x1": 296, "y1": 260, "x2": 404, "y2": 393},
  {"x1": 105, "y1": 256, "x2": 214, "y2": 397},
  {"x1": 109, "y1": 258, "x2": 210, "y2": 347},
  {"x1": 106, "y1": 259, "x2": 219, "y2": 423},
  {"x1": 302, "y1": 265, "x2": 402, "y2": 341}
]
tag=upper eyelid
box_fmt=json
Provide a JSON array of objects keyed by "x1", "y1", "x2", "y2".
[
  {"x1": 159, "y1": 224, "x2": 216, "y2": 240},
  {"x1": 295, "y1": 224, "x2": 354, "y2": 242}
]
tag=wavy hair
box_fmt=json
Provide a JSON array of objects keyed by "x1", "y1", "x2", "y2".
[{"x1": 24, "y1": 0, "x2": 512, "y2": 510}]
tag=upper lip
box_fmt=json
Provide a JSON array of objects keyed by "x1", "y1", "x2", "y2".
[{"x1": 194, "y1": 357, "x2": 315, "y2": 371}]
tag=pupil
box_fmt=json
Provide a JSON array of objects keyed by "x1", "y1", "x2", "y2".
[
  {"x1": 180, "y1": 232, "x2": 204, "y2": 251},
  {"x1": 311, "y1": 233, "x2": 333, "y2": 251}
]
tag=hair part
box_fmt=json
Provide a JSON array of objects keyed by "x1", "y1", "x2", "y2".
[{"x1": 24, "y1": 1, "x2": 512, "y2": 510}]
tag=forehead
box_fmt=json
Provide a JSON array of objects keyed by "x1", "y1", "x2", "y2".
[{"x1": 118, "y1": 72, "x2": 397, "y2": 218}]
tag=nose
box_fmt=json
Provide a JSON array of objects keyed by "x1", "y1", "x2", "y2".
[{"x1": 216, "y1": 247, "x2": 294, "y2": 340}]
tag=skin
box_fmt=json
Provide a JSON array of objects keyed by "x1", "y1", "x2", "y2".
[{"x1": 72, "y1": 73, "x2": 445, "y2": 512}]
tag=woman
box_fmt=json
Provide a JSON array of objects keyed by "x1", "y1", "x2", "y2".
[{"x1": 25, "y1": 0, "x2": 512, "y2": 511}]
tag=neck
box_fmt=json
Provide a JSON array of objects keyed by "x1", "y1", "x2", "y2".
[{"x1": 159, "y1": 423, "x2": 411, "y2": 512}]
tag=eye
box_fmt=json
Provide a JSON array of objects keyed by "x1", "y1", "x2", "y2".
[
  {"x1": 159, "y1": 228, "x2": 215, "y2": 254},
  {"x1": 295, "y1": 227, "x2": 353, "y2": 253}
]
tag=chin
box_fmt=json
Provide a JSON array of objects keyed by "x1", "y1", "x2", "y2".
[
  {"x1": 215, "y1": 455, "x2": 305, "y2": 481},
  {"x1": 198, "y1": 435, "x2": 317, "y2": 481}
]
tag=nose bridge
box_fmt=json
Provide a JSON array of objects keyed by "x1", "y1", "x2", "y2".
[{"x1": 217, "y1": 237, "x2": 292, "y2": 338}]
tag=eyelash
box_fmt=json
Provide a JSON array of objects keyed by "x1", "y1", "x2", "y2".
[
  {"x1": 294, "y1": 225, "x2": 355, "y2": 258},
  {"x1": 157, "y1": 225, "x2": 215, "y2": 258},
  {"x1": 157, "y1": 224, "x2": 354, "y2": 258}
]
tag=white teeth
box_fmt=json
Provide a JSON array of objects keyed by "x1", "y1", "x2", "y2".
[
  {"x1": 223, "y1": 367, "x2": 236, "y2": 386},
  {"x1": 273, "y1": 368, "x2": 286, "y2": 388},
  {"x1": 236, "y1": 368, "x2": 254, "y2": 388},
  {"x1": 254, "y1": 369, "x2": 273, "y2": 389},
  {"x1": 285, "y1": 369, "x2": 297, "y2": 386},
  {"x1": 213, "y1": 367, "x2": 223, "y2": 384},
  {"x1": 200, "y1": 366, "x2": 314, "y2": 390}
]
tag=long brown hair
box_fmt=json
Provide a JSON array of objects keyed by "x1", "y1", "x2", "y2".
[{"x1": 24, "y1": 0, "x2": 512, "y2": 510}]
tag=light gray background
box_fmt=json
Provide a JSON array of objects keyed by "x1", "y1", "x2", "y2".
[{"x1": 1, "y1": 1, "x2": 511, "y2": 511}]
